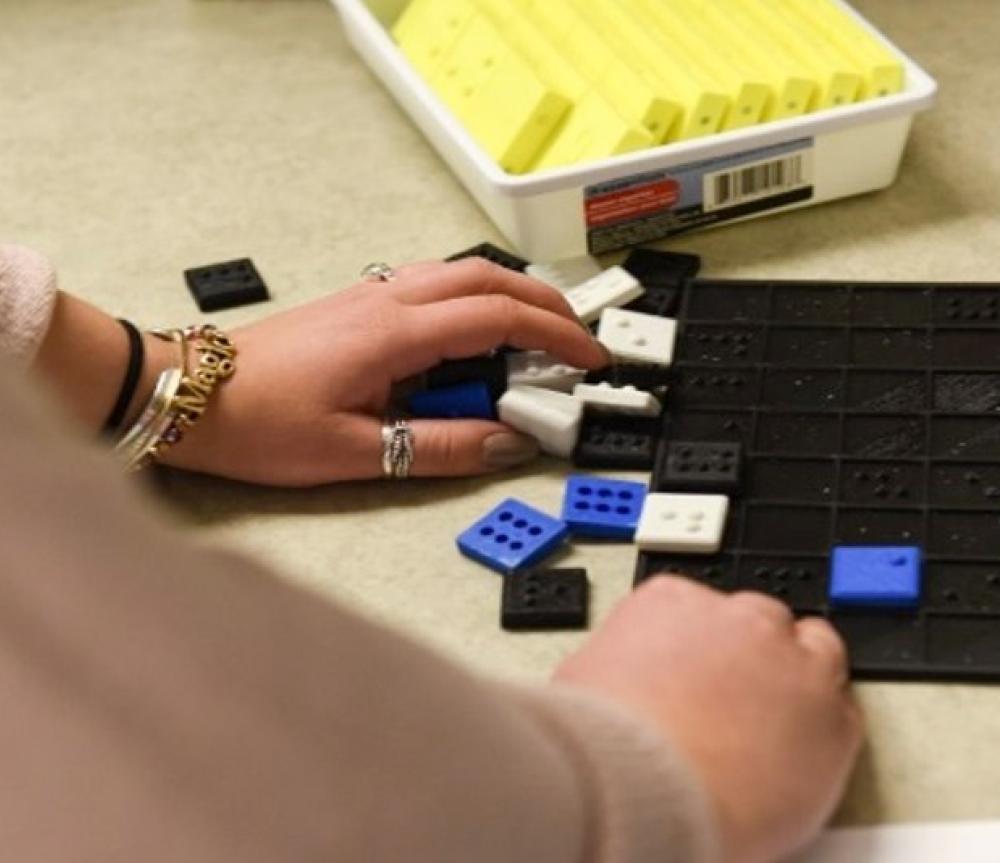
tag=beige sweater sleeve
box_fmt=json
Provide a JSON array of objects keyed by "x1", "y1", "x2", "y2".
[
  {"x1": 0, "y1": 243, "x2": 58, "y2": 364},
  {"x1": 0, "y1": 287, "x2": 719, "y2": 863}
]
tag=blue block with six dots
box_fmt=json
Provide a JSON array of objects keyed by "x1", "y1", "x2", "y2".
[
  {"x1": 829, "y1": 546, "x2": 922, "y2": 608},
  {"x1": 561, "y1": 474, "x2": 648, "y2": 540},
  {"x1": 457, "y1": 498, "x2": 569, "y2": 575}
]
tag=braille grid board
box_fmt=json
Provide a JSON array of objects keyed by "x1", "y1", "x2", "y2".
[{"x1": 635, "y1": 279, "x2": 1000, "y2": 682}]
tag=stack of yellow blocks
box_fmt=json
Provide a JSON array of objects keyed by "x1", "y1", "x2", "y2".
[{"x1": 391, "y1": 0, "x2": 905, "y2": 175}]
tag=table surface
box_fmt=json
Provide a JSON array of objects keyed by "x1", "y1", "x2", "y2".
[{"x1": 3, "y1": 0, "x2": 1000, "y2": 827}]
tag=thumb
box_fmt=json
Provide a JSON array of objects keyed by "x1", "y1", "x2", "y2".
[{"x1": 408, "y1": 418, "x2": 540, "y2": 477}]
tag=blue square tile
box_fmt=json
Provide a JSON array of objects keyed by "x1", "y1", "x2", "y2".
[
  {"x1": 408, "y1": 381, "x2": 496, "y2": 420},
  {"x1": 562, "y1": 474, "x2": 648, "y2": 540},
  {"x1": 457, "y1": 498, "x2": 568, "y2": 575},
  {"x1": 829, "y1": 546, "x2": 922, "y2": 608}
]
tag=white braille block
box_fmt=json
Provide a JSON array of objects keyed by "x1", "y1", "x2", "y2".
[
  {"x1": 564, "y1": 266, "x2": 644, "y2": 324},
  {"x1": 572, "y1": 382, "x2": 662, "y2": 417},
  {"x1": 597, "y1": 307, "x2": 677, "y2": 366},
  {"x1": 497, "y1": 385, "x2": 583, "y2": 458},
  {"x1": 635, "y1": 493, "x2": 729, "y2": 554},
  {"x1": 526, "y1": 256, "x2": 603, "y2": 291},
  {"x1": 505, "y1": 351, "x2": 586, "y2": 393}
]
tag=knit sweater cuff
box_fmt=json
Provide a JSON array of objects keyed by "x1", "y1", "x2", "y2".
[
  {"x1": 508, "y1": 682, "x2": 721, "y2": 863},
  {"x1": 0, "y1": 244, "x2": 58, "y2": 365}
]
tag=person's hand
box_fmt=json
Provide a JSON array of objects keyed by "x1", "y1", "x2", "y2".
[
  {"x1": 160, "y1": 259, "x2": 610, "y2": 486},
  {"x1": 554, "y1": 576, "x2": 864, "y2": 863}
]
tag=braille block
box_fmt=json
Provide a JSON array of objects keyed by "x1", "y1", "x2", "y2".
[
  {"x1": 661, "y1": 441, "x2": 743, "y2": 494},
  {"x1": 505, "y1": 351, "x2": 586, "y2": 393},
  {"x1": 597, "y1": 308, "x2": 677, "y2": 366},
  {"x1": 501, "y1": 567, "x2": 589, "y2": 630},
  {"x1": 426, "y1": 354, "x2": 508, "y2": 399},
  {"x1": 562, "y1": 474, "x2": 647, "y2": 539},
  {"x1": 184, "y1": 258, "x2": 270, "y2": 312},
  {"x1": 408, "y1": 381, "x2": 496, "y2": 419},
  {"x1": 572, "y1": 410, "x2": 660, "y2": 470},
  {"x1": 564, "y1": 267, "x2": 644, "y2": 325},
  {"x1": 457, "y1": 498, "x2": 569, "y2": 575},
  {"x1": 573, "y1": 382, "x2": 662, "y2": 417},
  {"x1": 445, "y1": 242, "x2": 530, "y2": 272},
  {"x1": 497, "y1": 386, "x2": 583, "y2": 458},
  {"x1": 635, "y1": 493, "x2": 730, "y2": 554},
  {"x1": 829, "y1": 546, "x2": 922, "y2": 608}
]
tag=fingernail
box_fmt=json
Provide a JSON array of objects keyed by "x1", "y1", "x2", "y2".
[{"x1": 483, "y1": 432, "x2": 540, "y2": 469}]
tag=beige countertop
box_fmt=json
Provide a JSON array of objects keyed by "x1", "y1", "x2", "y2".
[{"x1": 3, "y1": 0, "x2": 999, "y2": 827}]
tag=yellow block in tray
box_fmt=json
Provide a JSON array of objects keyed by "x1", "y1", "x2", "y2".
[
  {"x1": 776, "y1": 0, "x2": 905, "y2": 98},
  {"x1": 471, "y1": 0, "x2": 653, "y2": 169},
  {"x1": 628, "y1": 0, "x2": 769, "y2": 130},
  {"x1": 391, "y1": 0, "x2": 475, "y2": 78},
  {"x1": 431, "y1": 15, "x2": 570, "y2": 174},
  {"x1": 514, "y1": 0, "x2": 684, "y2": 144},
  {"x1": 720, "y1": 0, "x2": 863, "y2": 110},
  {"x1": 550, "y1": 0, "x2": 729, "y2": 141},
  {"x1": 673, "y1": 0, "x2": 817, "y2": 121}
]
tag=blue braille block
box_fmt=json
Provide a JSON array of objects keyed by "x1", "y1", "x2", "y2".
[
  {"x1": 457, "y1": 498, "x2": 568, "y2": 575},
  {"x1": 561, "y1": 474, "x2": 648, "y2": 540},
  {"x1": 829, "y1": 546, "x2": 922, "y2": 608},
  {"x1": 408, "y1": 381, "x2": 496, "y2": 420}
]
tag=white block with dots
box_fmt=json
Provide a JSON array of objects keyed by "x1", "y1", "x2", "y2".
[
  {"x1": 635, "y1": 493, "x2": 730, "y2": 554},
  {"x1": 564, "y1": 266, "x2": 644, "y2": 324},
  {"x1": 597, "y1": 307, "x2": 677, "y2": 366},
  {"x1": 505, "y1": 351, "x2": 586, "y2": 393},
  {"x1": 525, "y1": 256, "x2": 602, "y2": 291},
  {"x1": 572, "y1": 382, "x2": 662, "y2": 417},
  {"x1": 497, "y1": 385, "x2": 583, "y2": 458}
]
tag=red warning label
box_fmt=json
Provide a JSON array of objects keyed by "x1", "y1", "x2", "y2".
[{"x1": 584, "y1": 179, "x2": 680, "y2": 228}]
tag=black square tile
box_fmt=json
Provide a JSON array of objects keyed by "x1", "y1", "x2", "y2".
[
  {"x1": 501, "y1": 568, "x2": 589, "y2": 631},
  {"x1": 184, "y1": 258, "x2": 270, "y2": 312}
]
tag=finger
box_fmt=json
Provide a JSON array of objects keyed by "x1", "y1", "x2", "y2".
[
  {"x1": 730, "y1": 590, "x2": 796, "y2": 628},
  {"x1": 316, "y1": 414, "x2": 540, "y2": 480},
  {"x1": 391, "y1": 258, "x2": 580, "y2": 322},
  {"x1": 407, "y1": 418, "x2": 540, "y2": 477},
  {"x1": 796, "y1": 616, "x2": 850, "y2": 683},
  {"x1": 394, "y1": 294, "x2": 610, "y2": 380}
]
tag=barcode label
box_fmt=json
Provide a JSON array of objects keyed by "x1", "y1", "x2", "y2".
[{"x1": 703, "y1": 150, "x2": 813, "y2": 212}]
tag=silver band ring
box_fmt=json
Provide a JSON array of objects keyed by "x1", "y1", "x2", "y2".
[
  {"x1": 381, "y1": 419, "x2": 414, "y2": 479},
  {"x1": 361, "y1": 262, "x2": 397, "y2": 282}
]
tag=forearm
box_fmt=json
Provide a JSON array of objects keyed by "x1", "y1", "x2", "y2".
[
  {"x1": 0, "y1": 367, "x2": 718, "y2": 863},
  {"x1": 32, "y1": 290, "x2": 174, "y2": 431}
]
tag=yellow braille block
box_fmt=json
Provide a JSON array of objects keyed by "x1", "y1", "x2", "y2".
[
  {"x1": 548, "y1": 0, "x2": 728, "y2": 141},
  {"x1": 430, "y1": 15, "x2": 570, "y2": 174},
  {"x1": 391, "y1": 0, "x2": 475, "y2": 78},
  {"x1": 627, "y1": 0, "x2": 769, "y2": 131},
  {"x1": 720, "y1": 0, "x2": 863, "y2": 110},
  {"x1": 776, "y1": 0, "x2": 905, "y2": 98},
  {"x1": 472, "y1": 0, "x2": 653, "y2": 170},
  {"x1": 671, "y1": 0, "x2": 816, "y2": 121},
  {"x1": 513, "y1": 0, "x2": 683, "y2": 144}
]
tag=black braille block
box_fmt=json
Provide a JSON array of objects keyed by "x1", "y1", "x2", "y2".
[
  {"x1": 573, "y1": 411, "x2": 660, "y2": 470},
  {"x1": 501, "y1": 568, "x2": 589, "y2": 631},
  {"x1": 184, "y1": 258, "x2": 270, "y2": 312},
  {"x1": 660, "y1": 441, "x2": 743, "y2": 494},
  {"x1": 445, "y1": 242, "x2": 530, "y2": 272},
  {"x1": 621, "y1": 248, "x2": 701, "y2": 286}
]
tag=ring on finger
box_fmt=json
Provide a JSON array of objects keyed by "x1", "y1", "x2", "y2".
[
  {"x1": 361, "y1": 262, "x2": 397, "y2": 283},
  {"x1": 381, "y1": 418, "x2": 414, "y2": 479}
]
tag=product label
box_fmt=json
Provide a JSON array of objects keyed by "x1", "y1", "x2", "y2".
[{"x1": 584, "y1": 138, "x2": 814, "y2": 254}]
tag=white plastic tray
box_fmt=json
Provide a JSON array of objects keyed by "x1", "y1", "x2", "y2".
[{"x1": 331, "y1": 0, "x2": 937, "y2": 260}]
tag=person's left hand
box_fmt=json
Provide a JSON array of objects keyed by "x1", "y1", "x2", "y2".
[{"x1": 160, "y1": 258, "x2": 610, "y2": 486}]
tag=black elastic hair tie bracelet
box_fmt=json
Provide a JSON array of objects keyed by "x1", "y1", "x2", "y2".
[{"x1": 102, "y1": 319, "x2": 145, "y2": 438}]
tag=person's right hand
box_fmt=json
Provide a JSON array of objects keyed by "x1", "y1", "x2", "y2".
[{"x1": 555, "y1": 576, "x2": 864, "y2": 863}]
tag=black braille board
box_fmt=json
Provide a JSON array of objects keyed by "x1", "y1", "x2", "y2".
[{"x1": 636, "y1": 278, "x2": 1000, "y2": 682}]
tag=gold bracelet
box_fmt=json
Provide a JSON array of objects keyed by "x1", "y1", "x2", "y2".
[
  {"x1": 145, "y1": 324, "x2": 237, "y2": 463},
  {"x1": 114, "y1": 325, "x2": 236, "y2": 471}
]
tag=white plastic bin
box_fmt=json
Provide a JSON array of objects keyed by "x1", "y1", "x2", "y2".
[{"x1": 330, "y1": 0, "x2": 937, "y2": 260}]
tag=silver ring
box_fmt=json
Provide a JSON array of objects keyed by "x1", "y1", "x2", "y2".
[
  {"x1": 381, "y1": 419, "x2": 414, "y2": 479},
  {"x1": 361, "y1": 262, "x2": 396, "y2": 282}
]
